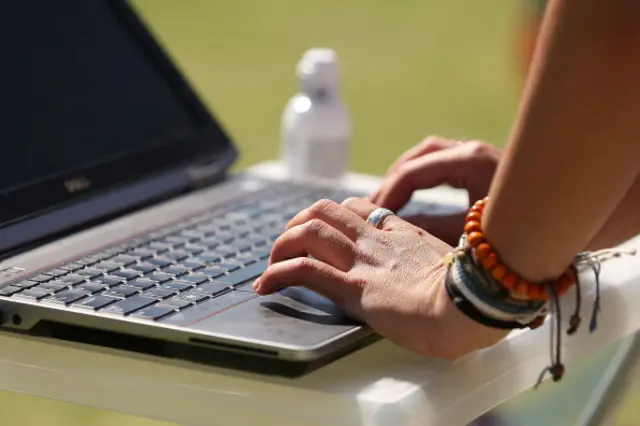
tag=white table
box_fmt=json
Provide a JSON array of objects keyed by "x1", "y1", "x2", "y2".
[{"x1": 1, "y1": 161, "x2": 639, "y2": 426}]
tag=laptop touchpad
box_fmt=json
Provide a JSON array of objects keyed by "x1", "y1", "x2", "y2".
[{"x1": 172, "y1": 287, "x2": 362, "y2": 348}]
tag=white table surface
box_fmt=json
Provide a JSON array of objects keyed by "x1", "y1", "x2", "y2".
[{"x1": 1, "y1": 161, "x2": 639, "y2": 426}]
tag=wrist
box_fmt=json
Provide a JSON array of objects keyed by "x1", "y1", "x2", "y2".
[{"x1": 428, "y1": 263, "x2": 509, "y2": 359}]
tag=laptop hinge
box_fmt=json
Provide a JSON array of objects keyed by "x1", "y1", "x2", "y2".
[{"x1": 185, "y1": 154, "x2": 235, "y2": 189}]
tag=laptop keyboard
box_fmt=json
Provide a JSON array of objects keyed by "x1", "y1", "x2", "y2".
[{"x1": 0, "y1": 182, "x2": 366, "y2": 322}]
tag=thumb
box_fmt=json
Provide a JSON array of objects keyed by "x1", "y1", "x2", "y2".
[{"x1": 371, "y1": 146, "x2": 478, "y2": 212}]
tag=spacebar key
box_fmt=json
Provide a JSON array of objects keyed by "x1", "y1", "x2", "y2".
[{"x1": 212, "y1": 260, "x2": 268, "y2": 287}]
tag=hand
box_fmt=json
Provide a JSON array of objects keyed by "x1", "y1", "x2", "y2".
[
  {"x1": 369, "y1": 136, "x2": 501, "y2": 245},
  {"x1": 253, "y1": 197, "x2": 507, "y2": 359}
]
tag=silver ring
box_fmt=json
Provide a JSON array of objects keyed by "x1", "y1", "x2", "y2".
[{"x1": 366, "y1": 207, "x2": 395, "y2": 229}]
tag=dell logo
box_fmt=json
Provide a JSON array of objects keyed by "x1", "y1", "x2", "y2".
[{"x1": 64, "y1": 176, "x2": 91, "y2": 193}]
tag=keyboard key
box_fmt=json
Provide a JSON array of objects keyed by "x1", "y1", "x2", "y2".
[
  {"x1": 59, "y1": 262, "x2": 84, "y2": 272},
  {"x1": 14, "y1": 288, "x2": 51, "y2": 300},
  {"x1": 93, "y1": 262, "x2": 121, "y2": 273},
  {"x1": 178, "y1": 259, "x2": 205, "y2": 271},
  {"x1": 174, "y1": 290, "x2": 209, "y2": 304},
  {"x1": 76, "y1": 268, "x2": 103, "y2": 279},
  {"x1": 58, "y1": 275, "x2": 86, "y2": 286},
  {"x1": 30, "y1": 274, "x2": 54, "y2": 283},
  {"x1": 103, "y1": 286, "x2": 139, "y2": 298},
  {"x1": 90, "y1": 276, "x2": 124, "y2": 287},
  {"x1": 246, "y1": 236, "x2": 268, "y2": 246},
  {"x1": 101, "y1": 246, "x2": 127, "y2": 257},
  {"x1": 161, "y1": 265, "x2": 189, "y2": 277},
  {"x1": 162, "y1": 235, "x2": 190, "y2": 246},
  {"x1": 129, "y1": 278, "x2": 157, "y2": 291},
  {"x1": 38, "y1": 281, "x2": 69, "y2": 292},
  {"x1": 111, "y1": 269, "x2": 141, "y2": 280},
  {"x1": 199, "y1": 267, "x2": 225, "y2": 279},
  {"x1": 193, "y1": 282, "x2": 229, "y2": 296},
  {"x1": 200, "y1": 237, "x2": 229, "y2": 248},
  {"x1": 73, "y1": 295, "x2": 120, "y2": 311},
  {"x1": 0, "y1": 286, "x2": 22, "y2": 296},
  {"x1": 130, "y1": 304, "x2": 177, "y2": 321},
  {"x1": 110, "y1": 255, "x2": 138, "y2": 266},
  {"x1": 146, "y1": 272, "x2": 172, "y2": 283},
  {"x1": 101, "y1": 295, "x2": 156, "y2": 316},
  {"x1": 214, "y1": 263, "x2": 240, "y2": 273},
  {"x1": 13, "y1": 280, "x2": 39, "y2": 289},
  {"x1": 75, "y1": 282, "x2": 107, "y2": 294},
  {"x1": 131, "y1": 263, "x2": 157, "y2": 274},
  {"x1": 76, "y1": 255, "x2": 102, "y2": 266},
  {"x1": 252, "y1": 248, "x2": 272, "y2": 260},
  {"x1": 228, "y1": 241, "x2": 251, "y2": 252},
  {"x1": 44, "y1": 268, "x2": 67, "y2": 278},
  {"x1": 164, "y1": 250, "x2": 189, "y2": 262},
  {"x1": 180, "y1": 229, "x2": 205, "y2": 241},
  {"x1": 230, "y1": 254, "x2": 257, "y2": 266},
  {"x1": 162, "y1": 280, "x2": 192, "y2": 292},
  {"x1": 90, "y1": 251, "x2": 114, "y2": 261},
  {"x1": 147, "y1": 242, "x2": 171, "y2": 253},
  {"x1": 180, "y1": 274, "x2": 209, "y2": 285},
  {"x1": 181, "y1": 245, "x2": 205, "y2": 256},
  {"x1": 194, "y1": 224, "x2": 217, "y2": 236},
  {"x1": 213, "y1": 260, "x2": 267, "y2": 287},
  {"x1": 213, "y1": 245, "x2": 237, "y2": 257},
  {"x1": 44, "y1": 290, "x2": 87, "y2": 305},
  {"x1": 147, "y1": 257, "x2": 172, "y2": 268},
  {"x1": 163, "y1": 298, "x2": 193, "y2": 309},
  {"x1": 142, "y1": 287, "x2": 176, "y2": 300},
  {"x1": 197, "y1": 252, "x2": 222, "y2": 263},
  {"x1": 128, "y1": 248, "x2": 154, "y2": 260}
]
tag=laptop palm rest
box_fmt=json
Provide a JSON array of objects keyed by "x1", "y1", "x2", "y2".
[{"x1": 162, "y1": 287, "x2": 362, "y2": 349}]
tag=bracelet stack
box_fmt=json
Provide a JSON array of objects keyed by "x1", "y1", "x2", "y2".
[
  {"x1": 462, "y1": 197, "x2": 575, "y2": 301},
  {"x1": 444, "y1": 196, "x2": 637, "y2": 388}
]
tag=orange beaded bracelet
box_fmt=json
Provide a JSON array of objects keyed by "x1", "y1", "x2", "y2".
[{"x1": 464, "y1": 197, "x2": 575, "y2": 301}]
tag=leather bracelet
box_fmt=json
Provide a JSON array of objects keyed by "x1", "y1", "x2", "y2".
[{"x1": 444, "y1": 265, "x2": 538, "y2": 330}]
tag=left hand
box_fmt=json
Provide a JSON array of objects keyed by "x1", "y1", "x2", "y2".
[{"x1": 253, "y1": 197, "x2": 508, "y2": 359}]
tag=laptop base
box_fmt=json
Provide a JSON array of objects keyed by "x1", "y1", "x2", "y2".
[{"x1": 4, "y1": 320, "x2": 381, "y2": 378}]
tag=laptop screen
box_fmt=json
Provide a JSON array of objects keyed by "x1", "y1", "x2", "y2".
[{"x1": 0, "y1": 1, "x2": 235, "y2": 227}]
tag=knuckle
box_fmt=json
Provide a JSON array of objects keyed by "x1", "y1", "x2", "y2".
[
  {"x1": 291, "y1": 256, "x2": 316, "y2": 272},
  {"x1": 340, "y1": 197, "x2": 360, "y2": 207},
  {"x1": 394, "y1": 162, "x2": 415, "y2": 185},
  {"x1": 308, "y1": 198, "x2": 339, "y2": 216},
  {"x1": 464, "y1": 140, "x2": 492, "y2": 157},
  {"x1": 303, "y1": 218, "x2": 326, "y2": 236},
  {"x1": 419, "y1": 135, "x2": 448, "y2": 149}
]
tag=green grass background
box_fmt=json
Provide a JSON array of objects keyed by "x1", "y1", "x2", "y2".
[{"x1": 2, "y1": 1, "x2": 639, "y2": 425}]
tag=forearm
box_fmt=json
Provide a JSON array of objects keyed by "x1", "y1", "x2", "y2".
[
  {"x1": 483, "y1": 0, "x2": 640, "y2": 282},
  {"x1": 586, "y1": 174, "x2": 640, "y2": 250}
]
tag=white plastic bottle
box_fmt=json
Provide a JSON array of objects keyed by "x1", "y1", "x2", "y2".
[{"x1": 281, "y1": 48, "x2": 351, "y2": 181}]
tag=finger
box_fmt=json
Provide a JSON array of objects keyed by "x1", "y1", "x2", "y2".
[
  {"x1": 384, "y1": 136, "x2": 456, "y2": 177},
  {"x1": 341, "y1": 197, "x2": 408, "y2": 231},
  {"x1": 269, "y1": 219, "x2": 357, "y2": 271},
  {"x1": 253, "y1": 257, "x2": 358, "y2": 308},
  {"x1": 286, "y1": 199, "x2": 363, "y2": 240},
  {"x1": 373, "y1": 146, "x2": 475, "y2": 212}
]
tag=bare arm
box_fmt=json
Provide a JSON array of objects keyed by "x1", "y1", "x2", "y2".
[
  {"x1": 484, "y1": 0, "x2": 640, "y2": 282},
  {"x1": 585, "y1": 174, "x2": 640, "y2": 250}
]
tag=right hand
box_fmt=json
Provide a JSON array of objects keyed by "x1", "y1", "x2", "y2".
[{"x1": 369, "y1": 136, "x2": 501, "y2": 245}]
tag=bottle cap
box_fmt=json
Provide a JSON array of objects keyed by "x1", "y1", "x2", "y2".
[{"x1": 296, "y1": 48, "x2": 340, "y2": 92}]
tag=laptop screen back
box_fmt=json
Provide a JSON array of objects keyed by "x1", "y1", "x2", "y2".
[{"x1": 0, "y1": 1, "x2": 235, "y2": 228}]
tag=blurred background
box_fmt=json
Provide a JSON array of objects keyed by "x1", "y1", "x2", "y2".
[{"x1": 2, "y1": 0, "x2": 639, "y2": 424}]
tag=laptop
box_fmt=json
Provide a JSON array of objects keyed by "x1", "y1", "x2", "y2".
[{"x1": 0, "y1": 0, "x2": 446, "y2": 377}]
